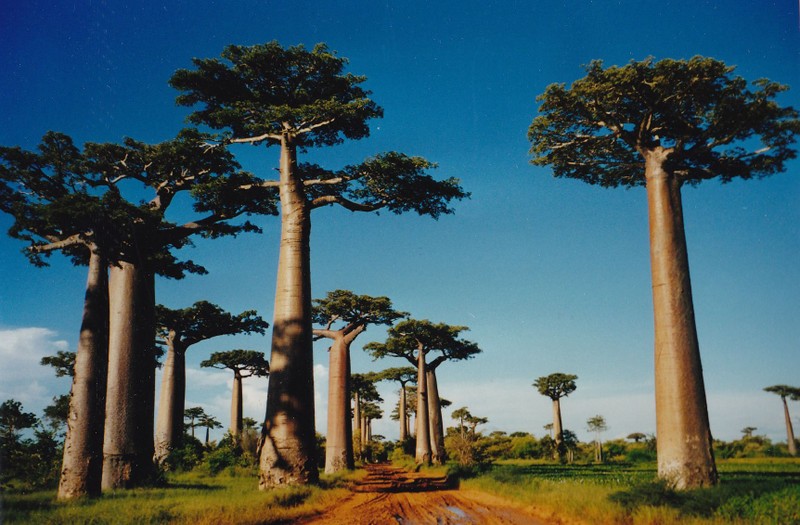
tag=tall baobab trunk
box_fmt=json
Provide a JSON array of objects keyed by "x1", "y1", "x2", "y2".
[
  {"x1": 58, "y1": 248, "x2": 108, "y2": 499},
  {"x1": 414, "y1": 346, "x2": 431, "y2": 464},
  {"x1": 645, "y1": 151, "x2": 718, "y2": 489},
  {"x1": 552, "y1": 397, "x2": 564, "y2": 460},
  {"x1": 231, "y1": 371, "x2": 243, "y2": 439},
  {"x1": 426, "y1": 369, "x2": 446, "y2": 464},
  {"x1": 259, "y1": 136, "x2": 319, "y2": 488},
  {"x1": 324, "y1": 336, "x2": 354, "y2": 473},
  {"x1": 154, "y1": 339, "x2": 186, "y2": 466},
  {"x1": 353, "y1": 391, "x2": 362, "y2": 459},
  {"x1": 102, "y1": 261, "x2": 156, "y2": 489},
  {"x1": 398, "y1": 384, "x2": 408, "y2": 441},
  {"x1": 781, "y1": 396, "x2": 797, "y2": 456}
]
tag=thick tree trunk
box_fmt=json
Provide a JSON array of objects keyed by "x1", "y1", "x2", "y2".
[
  {"x1": 102, "y1": 262, "x2": 156, "y2": 489},
  {"x1": 353, "y1": 391, "x2": 361, "y2": 459},
  {"x1": 414, "y1": 348, "x2": 431, "y2": 464},
  {"x1": 645, "y1": 152, "x2": 718, "y2": 489},
  {"x1": 399, "y1": 384, "x2": 408, "y2": 441},
  {"x1": 231, "y1": 371, "x2": 243, "y2": 439},
  {"x1": 259, "y1": 136, "x2": 319, "y2": 488},
  {"x1": 57, "y1": 248, "x2": 108, "y2": 499},
  {"x1": 782, "y1": 397, "x2": 797, "y2": 456},
  {"x1": 154, "y1": 341, "x2": 185, "y2": 466},
  {"x1": 324, "y1": 336, "x2": 354, "y2": 473},
  {"x1": 552, "y1": 398, "x2": 564, "y2": 460},
  {"x1": 426, "y1": 369, "x2": 446, "y2": 465}
]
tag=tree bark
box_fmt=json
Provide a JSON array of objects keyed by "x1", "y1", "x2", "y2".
[
  {"x1": 154, "y1": 339, "x2": 186, "y2": 466},
  {"x1": 352, "y1": 390, "x2": 361, "y2": 460},
  {"x1": 782, "y1": 396, "x2": 797, "y2": 456},
  {"x1": 399, "y1": 384, "x2": 408, "y2": 441},
  {"x1": 414, "y1": 346, "x2": 431, "y2": 465},
  {"x1": 57, "y1": 247, "x2": 108, "y2": 499},
  {"x1": 231, "y1": 371, "x2": 243, "y2": 439},
  {"x1": 645, "y1": 151, "x2": 718, "y2": 489},
  {"x1": 324, "y1": 336, "x2": 354, "y2": 473},
  {"x1": 259, "y1": 135, "x2": 319, "y2": 488},
  {"x1": 552, "y1": 398, "x2": 563, "y2": 460},
  {"x1": 426, "y1": 369, "x2": 446, "y2": 464},
  {"x1": 102, "y1": 261, "x2": 156, "y2": 489}
]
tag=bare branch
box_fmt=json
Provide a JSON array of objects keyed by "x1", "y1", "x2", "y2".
[{"x1": 310, "y1": 194, "x2": 386, "y2": 212}]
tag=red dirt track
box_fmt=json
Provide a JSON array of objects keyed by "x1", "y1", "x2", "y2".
[{"x1": 294, "y1": 463, "x2": 548, "y2": 524}]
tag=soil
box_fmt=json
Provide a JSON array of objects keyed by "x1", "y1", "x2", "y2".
[{"x1": 294, "y1": 463, "x2": 550, "y2": 524}]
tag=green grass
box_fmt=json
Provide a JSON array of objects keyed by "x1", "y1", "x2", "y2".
[
  {"x1": 1, "y1": 468, "x2": 362, "y2": 525},
  {"x1": 458, "y1": 458, "x2": 800, "y2": 524}
]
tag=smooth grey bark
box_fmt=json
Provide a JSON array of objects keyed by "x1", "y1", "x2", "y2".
[
  {"x1": 259, "y1": 137, "x2": 319, "y2": 488},
  {"x1": 781, "y1": 396, "x2": 797, "y2": 456},
  {"x1": 426, "y1": 368, "x2": 446, "y2": 465},
  {"x1": 414, "y1": 344, "x2": 431, "y2": 464},
  {"x1": 399, "y1": 385, "x2": 408, "y2": 441},
  {"x1": 154, "y1": 339, "x2": 186, "y2": 466},
  {"x1": 322, "y1": 336, "x2": 354, "y2": 473},
  {"x1": 552, "y1": 398, "x2": 564, "y2": 459},
  {"x1": 645, "y1": 150, "x2": 717, "y2": 489},
  {"x1": 353, "y1": 390, "x2": 362, "y2": 459},
  {"x1": 231, "y1": 372, "x2": 243, "y2": 438},
  {"x1": 102, "y1": 262, "x2": 156, "y2": 489},
  {"x1": 57, "y1": 248, "x2": 108, "y2": 499}
]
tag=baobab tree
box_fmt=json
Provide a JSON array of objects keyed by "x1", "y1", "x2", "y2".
[
  {"x1": 154, "y1": 302, "x2": 268, "y2": 464},
  {"x1": 351, "y1": 373, "x2": 382, "y2": 460},
  {"x1": 198, "y1": 413, "x2": 223, "y2": 445},
  {"x1": 534, "y1": 373, "x2": 577, "y2": 460},
  {"x1": 376, "y1": 367, "x2": 417, "y2": 442},
  {"x1": 184, "y1": 407, "x2": 207, "y2": 439},
  {"x1": 170, "y1": 41, "x2": 468, "y2": 487},
  {"x1": 200, "y1": 350, "x2": 270, "y2": 441},
  {"x1": 366, "y1": 319, "x2": 481, "y2": 465},
  {"x1": 528, "y1": 57, "x2": 799, "y2": 488},
  {"x1": 764, "y1": 385, "x2": 800, "y2": 456},
  {"x1": 586, "y1": 415, "x2": 608, "y2": 463},
  {"x1": 0, "y1": 134, "x2": 142, "y2": 498},
  {"x1": 312, "y1": 290, "x2": 405, "y2": 473}
]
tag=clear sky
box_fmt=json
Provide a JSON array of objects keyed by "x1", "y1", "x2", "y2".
[{"x1": 1, "y1": 0, "x2": 798, "y2": 445}]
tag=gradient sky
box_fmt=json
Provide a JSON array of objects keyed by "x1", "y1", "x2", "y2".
[{"x1": 1, "y1": 1, "x2": 798, "y2": 445}]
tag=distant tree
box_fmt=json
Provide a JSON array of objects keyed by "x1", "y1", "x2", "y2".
[
  {"x1": 376, "y1": 367, "x2": 417, "y2": 442},
  {"x1": 586, "y1": 415, "x2": 608, "y2": 463},
  {"x1": 529, "y1": 56, "x2": 799, "y2": 488},
  {"x1": 184, "y1": 407, "x2": 207, "y2": 439},
  {"x1": 155, "y1": 302, "x2": 268, "y2": 464},
  {"x1": 740, "y1": 427, "x2": 757, "y2": 440},
  {"x1": 171, "y1": 41, "x2": 468, "y2": 488},
  {"x1": 0, "y1": 399, "x2": 38, "y2": 440},
  {"x1": 42, "y1": 395, "x2": 71, "y2": 437},
  {"x1": 366, "y1": 318, "x2": 481, "y2": 465},
  {"x1": 312, "y1": 290, "x2": 405, "y2": 473},
  {"x1": 200, "y1": 350, "x2": 269, "y2": 440},
  {"x1": 198, "y1": 414, "x2": 223, "y2": 445},
  {"x1": 351, "y1": 373, "x2": 382, "y2": 459},
  {"x1": 543, "y1": 423, "x2": 554, "y2": 438},
  {"x1": 40, "y1": 351, "x2": 77, "y2": 378},
  {"x1": 627, "y1": 432, "x2": 647, "y2": 443},
  {"x1": 764, "y1": 385, "x2": 800, "y2": 456},
  {"x1": 533, "y1": 373, "x2": 577, "y2": 460}
]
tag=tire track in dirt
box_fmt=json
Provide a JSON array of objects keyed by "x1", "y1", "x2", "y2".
[{"x1": 294, "y1": 463, "x2": 548, "y2": 524}]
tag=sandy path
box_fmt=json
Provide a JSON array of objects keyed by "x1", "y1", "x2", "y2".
[{"x1": 294, "y1": 463, "x2": 547, "y2": 524}]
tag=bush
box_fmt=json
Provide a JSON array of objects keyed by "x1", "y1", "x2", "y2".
[{"x1": 164, "y1": 434, "x2": 205, "y2": 472}]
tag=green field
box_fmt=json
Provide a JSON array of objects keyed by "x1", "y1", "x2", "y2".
[{"x1": 2, "y1": 459, "x2": 799, "y2": 524}]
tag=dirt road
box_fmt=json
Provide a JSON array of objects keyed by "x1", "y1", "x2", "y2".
[{"x1": 294, "y1": 463, "x2": 548, "y2": 524}]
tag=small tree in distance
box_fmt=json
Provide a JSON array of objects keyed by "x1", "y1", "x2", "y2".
[
  {"x1": 764, "y1": 385, "x2": 800, "y2": 456},
  {"x1": 533, "y1": 373, "x2": 577, "y2": 461},
  {"x1": 586, "y1": 415, "x2": 608, "y2": 463},
  {"x1": 200, "y1": 350, "x2": 269, "y2": 441}
]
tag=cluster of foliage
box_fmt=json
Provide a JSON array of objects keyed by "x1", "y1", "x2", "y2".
[{"x1": 0, "y1": 399, "x2": 66, "y2": 490}]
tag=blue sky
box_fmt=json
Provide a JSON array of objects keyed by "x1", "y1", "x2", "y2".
[{"x1": 1, "y1": 1, "x2": 798, "y2": 445}]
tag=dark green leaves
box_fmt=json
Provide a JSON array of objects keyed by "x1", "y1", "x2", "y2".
[
  {"x1": 201, "y1": 350, "x2": 270, "y2": 378},
  {"x1": 529, "y1": 56, "x2": 800, "y2": 187},
  {"x1": 155, "y1": 301, "x2": 268, "y2": 349},
  {"x1": 533, "y1": 373, "x2": 578, "y2": 400}
]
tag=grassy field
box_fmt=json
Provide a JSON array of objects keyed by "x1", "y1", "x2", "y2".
[
  {"x1": 459, "y1": 458, "x2": 800, "y2": 524},
  {"x1": 2, "y1": 459, "x2": 798, "y2": 524},
  {"x1": 1, "y1": 467, "x2": 363, "y2": 525}
]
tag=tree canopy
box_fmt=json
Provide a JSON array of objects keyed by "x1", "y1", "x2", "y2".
[
  {"x1": 764, "y1": 385, "x2": 800, "y2": 400},
  {"x1": 528, "y1": 56, "x2": 800, "y2": 187},
  {"x1": 200, "y1": 350, "x2": 270, "y2": 378},
  {"x1": 534, "y1": 373, "x2": 578, "y2": 400},
  {"x1": 312, "y1": 290, "x2": 407, "y2": 334},
  {"x1": 156, "y1": 301, "x2": 269, "y2": 351},
  {"x1": 365, "y1": 319, "x2": 481, "y2": 368}
]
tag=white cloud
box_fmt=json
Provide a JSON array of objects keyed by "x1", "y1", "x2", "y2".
[{"x1": 0, "y1": 327, "x2": 72, "y2": 415}]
